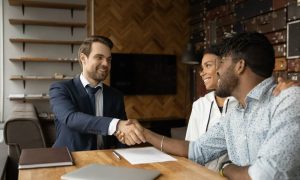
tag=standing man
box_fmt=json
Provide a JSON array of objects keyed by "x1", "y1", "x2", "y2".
[
  {"x1": 120, "y1": 32, "x2": 300, "y2": 179},
  {"x1": 49, "y1": 35, "x2": 145, "y2": 151}
]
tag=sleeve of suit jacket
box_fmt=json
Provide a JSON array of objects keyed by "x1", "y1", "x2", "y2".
[{"x1": 49, "y1": 81, "x2": 119, "y2": 135}]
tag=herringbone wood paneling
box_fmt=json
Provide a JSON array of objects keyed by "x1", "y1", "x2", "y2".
[{"x1": 94, "y1": 0, "x2": 190, "y2": 120}]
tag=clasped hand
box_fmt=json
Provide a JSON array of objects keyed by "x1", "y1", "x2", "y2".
[{"x1": 115, "y1": 119, "x2": 145, "y2": 145}]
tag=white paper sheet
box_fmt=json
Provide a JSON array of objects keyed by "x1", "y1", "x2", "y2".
[{"x1": 115, "y1": 147, "x2": 177, "y2": 165}]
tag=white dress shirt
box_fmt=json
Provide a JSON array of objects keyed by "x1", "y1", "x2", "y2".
[{"x1": 80, "y1": 74, "x2": 119, "y2": 136}]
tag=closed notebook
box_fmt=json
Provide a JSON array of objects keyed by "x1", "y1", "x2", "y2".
[
  {"x1": 61, "y1": 164, "x2": 160, "y2": 180},
  {"x1": 19, "y1": 147, "x2": 73, "y2": 169}
]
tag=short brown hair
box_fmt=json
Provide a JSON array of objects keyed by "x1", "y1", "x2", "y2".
[{"x1": 78, "y1": 35, "x2": 113, "y2": 66}]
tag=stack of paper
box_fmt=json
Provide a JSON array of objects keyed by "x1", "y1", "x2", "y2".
[{"x1": 115, "y1": 147, "x2": 177, "y2": 165}]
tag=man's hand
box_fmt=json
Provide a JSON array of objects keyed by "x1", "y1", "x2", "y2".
[
  {"x1": 115, "y1": 119, "x2": 145, "y2": 145},
  {"x1": 273, "y1": 77, "x2": 300, "y2": 96},
  {"x1": 115, "y1": 130, "x2": 125, "y2": 144}
]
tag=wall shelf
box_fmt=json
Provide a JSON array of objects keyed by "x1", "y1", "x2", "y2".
[
  {"x1": 38, "y1": 112, "x2": 55, "y2": 121},
  {"x1": 9, "y1": 19, "x2": 86, "y2": 34},
  {"x1": 9, "y1": 38, "x2": 82, "y2": 52},
  {"x1": 8, "y1": 0, "x2": 86, "y2": 10},
  {"x1": 10, "y1": 75, "x2": 73, "y2": 88},
  {"x1": 10, "y1": 76, "x2": 73, "y2": 80},
  {"x1": 10, "y1": 57, "x2": 78, "y2": 70},
  {"x1": 8, "y1": 0, "x2": 85, "y2": 16},
  {"x1": 9, "y1": 94, "x2": 50, "y2": 102}
]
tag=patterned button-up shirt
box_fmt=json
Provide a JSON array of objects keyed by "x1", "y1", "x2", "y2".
[{"x1": 189, "y1": 77, "x2": 300, "y2": 180}]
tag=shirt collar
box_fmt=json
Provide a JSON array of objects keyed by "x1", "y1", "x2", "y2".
[
  {"x1": 246, "y1": 77, "x2": 275, "y2": 101},
  {"x1": 80, "y1": 73, "x2": 103, "y2": 89}
]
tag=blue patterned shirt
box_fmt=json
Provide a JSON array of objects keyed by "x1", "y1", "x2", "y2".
[{"x1": 189, "y1": 77, "x2": 300, "y2": 180}]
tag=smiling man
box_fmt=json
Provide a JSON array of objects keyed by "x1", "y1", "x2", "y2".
[
  {"x1": 49, "y1": 36, "x2": 145, "y2": 152},
  {"x1": 122, "y1": 32, "x2": 300, "y2": 180}
]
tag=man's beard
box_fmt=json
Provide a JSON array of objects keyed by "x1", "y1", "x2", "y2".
[
  {"x1": 88, "y1": 69, "x2": 108, "y2": 82},
  {"x1": 215, "y1": 64, "x2": 239, "y2": 98}
]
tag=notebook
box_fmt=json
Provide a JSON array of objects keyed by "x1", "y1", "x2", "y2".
[
  {"x1": 61, "y1": 164, "x2": 160, "y2": 180},
  {"x1": 19, "y1": 147, "x2": 73, "y2": 169}
]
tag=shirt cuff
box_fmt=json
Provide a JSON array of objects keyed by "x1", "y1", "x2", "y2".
[
  {"x1": 248, "y1": 158, "x2": 277, "y2": 180},
  {"x1": 188, "y1": 141, "x2": 196, "y2": 161},
  {"x1": 108, "y1": 118, "x2": 120, "y2": 135}
]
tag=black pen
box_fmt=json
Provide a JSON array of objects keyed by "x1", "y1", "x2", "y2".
[{"x1": 112, "y1": 151, "x2": 121, "y2": 160}]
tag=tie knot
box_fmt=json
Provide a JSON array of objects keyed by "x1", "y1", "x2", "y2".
[{"x1": 86, "y1": 85, "x2": 101, "y2": 94}]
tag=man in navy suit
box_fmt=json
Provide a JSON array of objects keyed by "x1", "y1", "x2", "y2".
[{"x1": 49, "y1": 36, "x2": 145, "y2": 151}]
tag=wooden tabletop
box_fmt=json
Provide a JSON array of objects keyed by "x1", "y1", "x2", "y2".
[{"x1": 19, "y1": 149, "x2": 227, "y2": 180}]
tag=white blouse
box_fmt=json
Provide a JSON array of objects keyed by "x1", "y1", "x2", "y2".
[{"x1": 185, "y1": 91, "x2": 238, "y2": 171}]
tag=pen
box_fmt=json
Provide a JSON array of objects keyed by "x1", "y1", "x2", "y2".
[{"x1": 112, "y1": 151, "x2": 121, "y2": 160}]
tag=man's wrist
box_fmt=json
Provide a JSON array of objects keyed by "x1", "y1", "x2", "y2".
[{"x1": 219, "y1": 160, "x2": 233, "y2": 177}]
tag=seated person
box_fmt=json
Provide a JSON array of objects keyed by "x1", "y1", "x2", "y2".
[
  {"x1": 119, "y1": 32, "x2": 300, "y2": 180},
  {"x1": 49, "y1": 35, "x2": 145, "y2": 151},
  {"x1": 186, "y1": 44, "x2": 238, "y2": 171},
  {"x1": 186, "y1": 41, "x2": 296, "y2": 171}
]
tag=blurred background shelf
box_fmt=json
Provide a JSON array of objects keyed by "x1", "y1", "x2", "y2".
[
  {"x1": 10, "y1": 57, "x2": 78, "y2": 70},
  {"x1": 8, "y1": 0, "x2": 86, "y2": 10},
  {"x1": 9, "y1": 38, "x2": 82, "y2": 52},
  {"x1": 9, "y1": 19, "x2": 86, "y2": 34}
]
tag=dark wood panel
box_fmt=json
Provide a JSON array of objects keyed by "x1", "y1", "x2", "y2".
[
  {"x1": 244, "y1": 9, "x2": 287, "y2": 33},
  {"x1": 287, "y1": 0, "x2": 300, "y2": 21},
  {"x1": 287, "y1": 59, "x2": 300, "y2": 72},
  {"x1": 217, "y1": 14, "x2": 236, "y2": 27},
  {"x1": 265, "y1": 30, "x2": 286, "y2": 44},
  {"x1": 287, "y1": 72, "x2": 300, "y2": 81},
  {"x1": 273, "y1": 71, "x2": 288, "y2": 80},
  {"x1": 205, "y1": 0, "x2": 226, "y2": 10},
  {"x1": 190, "y1": 0, "x2": 300, "y2": 95},
  {"x1": 206, "y1": 4, "x2": 233, "y2": 20},
  {"x1": 287, "y1": 20, "x2": 300, "y2": 58},
  {"x1": 274, "y1": 57, "x2": 287, "y2": 71},
  {"x1": 94, "y1": 0, "x2": 189, "y2": 119},
  {"x1": 272, "y1": 0, "x2": 287, "y2": 10},
  {"x1": 274, "y1": 44, "x2": 287, "y2": 57},
  {"x1": 216, "y1": 25, "x2": 232, "y2": 43},
  {"x1": 235, "y1": 0, "x2": 272, "y2": 20}
]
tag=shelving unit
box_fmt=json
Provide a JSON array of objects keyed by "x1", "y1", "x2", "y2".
[
  {"x1": 8, "y1": 0, "x2": 85, "y2": 16},
  {"x1": 6, "y1": 0, "x2": 87, "y2": 119},
  {"x1": 9, "y1": 19, "x2": 86, "y2": 34},
  {"x1": 9, "y1": 38, "x2": 82, "y2": 52},
  {"x1": 10, "y1": 57, "x2": 78, "y2": 70}
]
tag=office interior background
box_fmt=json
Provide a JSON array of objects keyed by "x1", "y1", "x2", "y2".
[{"x1": 0, "y1": 0, "x2": 299, "y2": 178}]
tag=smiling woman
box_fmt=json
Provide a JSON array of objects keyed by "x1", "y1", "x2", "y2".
[
  {"x1": 185, "y1": 44, "x2": 238, "y2": 171},
  {"x1": 199, "y1": 53, "x2": 220, "y2": 90}
]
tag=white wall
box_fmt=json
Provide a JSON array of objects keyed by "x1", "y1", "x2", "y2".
[
  {"x1": 0, "y1": 0, "x2": 4, "y2": 123},
  {"x1": 2, "y1": 0, "x2": 87, "y2": 122}
]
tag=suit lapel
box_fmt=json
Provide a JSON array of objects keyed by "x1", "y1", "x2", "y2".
[{"x1": 73, "y1": 75, "x2": 94, "y2": 114}]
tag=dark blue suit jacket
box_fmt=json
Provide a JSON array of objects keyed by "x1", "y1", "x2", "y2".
[{"x1": 49, "y1": 76, "x2": 127, "y2": 151}]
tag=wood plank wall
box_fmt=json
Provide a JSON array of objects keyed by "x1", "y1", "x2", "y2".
[{"x1": 93, "y1": 0, "x2": 190, "y2": 120}]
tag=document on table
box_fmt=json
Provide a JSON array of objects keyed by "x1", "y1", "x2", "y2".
[{"x1": 115, "y1": 147, "x2": 177, "y2": 165}]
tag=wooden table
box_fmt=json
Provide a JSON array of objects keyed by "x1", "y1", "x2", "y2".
[{"x1": 19, "y1": 149, "x2": 227, "y2": 180}]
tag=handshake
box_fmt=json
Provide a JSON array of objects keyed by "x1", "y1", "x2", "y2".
[{"x1": 115, "y1": 119, "x2": 146, "y2": 145}]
